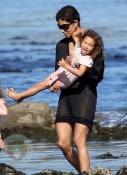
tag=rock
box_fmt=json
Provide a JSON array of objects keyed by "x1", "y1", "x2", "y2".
[
  {"x1": 88, "y1": 167, "x2": 112, "y2": 175},
  {"x1": 116, "y1": 167, "x2": 127, "y2": 175},
  {"x1": 0, "y1": 164, "x2": 127, "y2": 175},
  {"x1": 0, "y1": 102, "x2": 53, "y2": 129},
  {"x1": 89, "y1": 123, "x2": 127, "y2": 141},
  {"x1": 31, "y1": 168, "x2": 112, "y2": 175},
  {"x1": 0, "y1": 163, "x2": 25, "y2": 175},
  {"x1": 96, "y1": 152, "x2": 118, "y2": 159}
]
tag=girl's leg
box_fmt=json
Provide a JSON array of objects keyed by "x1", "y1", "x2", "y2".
[
  {"x1": 73, "y1": 123, "x2": 90, "y2": 173},
  {"x1": 56, "y1": 122, "x2": 80, "y2": 173},
  {"x1": 6, "y1": 78, "x2": 49, "y2": 102},
  {"x1": 6, "y1": 68, "x2": 63, "y2": 102}
]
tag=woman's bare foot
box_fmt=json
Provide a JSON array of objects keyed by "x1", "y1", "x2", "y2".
[{"x1": 6, "y1": 88, "x2": 22, "y2": 103}]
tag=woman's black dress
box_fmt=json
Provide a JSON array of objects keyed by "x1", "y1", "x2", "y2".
[{"x1": 55, "y1": 38, "x2": 104, "y2": 130}]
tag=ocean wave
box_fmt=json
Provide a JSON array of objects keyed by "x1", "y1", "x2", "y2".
[{"x1": 95, "y1": 111, "x2": 127, "y2": 127}]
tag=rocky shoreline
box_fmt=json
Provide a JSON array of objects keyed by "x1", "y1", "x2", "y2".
[
  {"x1": 0, "y1": 102, "x2": 127, "y2": 141},
  {"x1": 0, "y1": 102, "x2": 127, "y2": 175},
  {"x1": 0, "y1": 163, "x2": 127, "y2": 175}
]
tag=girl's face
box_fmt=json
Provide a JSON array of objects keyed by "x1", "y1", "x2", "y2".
[
  {"x1": 57, "y1": 19, "x2": 79, "y2": 38},
  {"x1": 81, "y1": 36, "x2": 95, "y2": 55}
]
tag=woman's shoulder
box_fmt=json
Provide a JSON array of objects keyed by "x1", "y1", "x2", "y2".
[
  {"x1": 57, "y1": 38, "x2": 69, "y2": 46},
  {"x1": 56, "y1": 38, "x2": 69, "y2": 57}
]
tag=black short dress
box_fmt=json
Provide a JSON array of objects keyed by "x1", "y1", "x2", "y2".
[{"x1": 55, "y1": 38, "x2": 104, "y2": 131}]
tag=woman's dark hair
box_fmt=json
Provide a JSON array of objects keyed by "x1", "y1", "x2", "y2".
[
  {"x1": 56, "y1": 5, "x2": 80, "y2": 25},
  {"x1": 81, "y1": 29, "x2": 105, "y2": 60}
]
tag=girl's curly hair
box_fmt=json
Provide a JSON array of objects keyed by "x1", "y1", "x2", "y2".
[{"x1": 81, "y1": 29, "x2": 105, "y2": 60}]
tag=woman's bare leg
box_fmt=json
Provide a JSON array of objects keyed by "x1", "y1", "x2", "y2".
[
  {"x1": 6, "y1": 79, "x2": 49, "y2": 102},
  {"x1": 56, "y1": 122, "x2": 80, "y2": 173},
  {"x1": 73, "y1": 123, "x2": 90, "y2": 173}
]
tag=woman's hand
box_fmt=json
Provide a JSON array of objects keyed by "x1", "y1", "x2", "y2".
[{"x1": 50, "y1": 84, "x2": 61, "y2": 92}]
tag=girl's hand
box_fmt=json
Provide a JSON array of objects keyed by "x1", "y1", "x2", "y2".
[
  {"x1": 58, "y1": 58, "x2": 67, "y2": 68},
  {"x1": 65, "y1": 56, "x2": 73, "y2": 65},
  {"x1": 72, "y1": 28, "x2": 86, "y2": 42}
]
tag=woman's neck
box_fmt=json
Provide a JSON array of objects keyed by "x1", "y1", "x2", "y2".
[{"x1": 69, "y1": 37, "x2": 75, "y2": 56}]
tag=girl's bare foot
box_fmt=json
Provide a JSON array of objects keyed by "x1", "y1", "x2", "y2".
[{"x1": 6, "y1": 88, "x2": 22, "y2": 103}]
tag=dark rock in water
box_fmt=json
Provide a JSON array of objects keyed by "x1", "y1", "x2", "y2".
[
  {"x1": 116, "y1": 167, "x2": 127, "y2": 175},
  {"x1": 0, "y1": 163, "x2": 25, "y2": 175},
  {"x1": 96, "y1": 152, "x2": 118, "y2": 159},
  {"x1": 96, "y1": 152, "x2": 127, "y2": 159}
]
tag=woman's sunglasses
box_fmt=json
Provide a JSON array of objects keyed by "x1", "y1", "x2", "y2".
[{"x1": 57, "y1": 23, "x2": 73, "y2": 31}]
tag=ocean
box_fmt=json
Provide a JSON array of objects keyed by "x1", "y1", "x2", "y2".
[{"x1": 0, "y1": 0, "x2": 127, "y2": 174}]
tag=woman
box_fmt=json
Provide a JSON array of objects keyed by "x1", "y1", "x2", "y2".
[{"x1": 52, "y1": 5, "x2": 105, "y2": 175}]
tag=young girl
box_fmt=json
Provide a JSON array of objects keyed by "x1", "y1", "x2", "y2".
[
  {"x1": 0, "y1": 85, "x2": 8, "y2": 149},
  {"x1": 6, "y1": 29, "x2": 104, "y2": 103}
]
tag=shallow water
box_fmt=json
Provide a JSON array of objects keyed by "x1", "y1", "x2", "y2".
[{"x1": 0, "y1": 140, "x2": 127, "y2": 175}]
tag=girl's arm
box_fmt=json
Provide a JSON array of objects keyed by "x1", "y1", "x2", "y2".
[{"x1": 58, "y1": 58, "x2": 88, "y2": 77}]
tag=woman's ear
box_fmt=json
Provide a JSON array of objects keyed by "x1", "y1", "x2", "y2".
[
  {"x1": 73, "y1": 20, "x2": 79, "y2": 28},
  {"x1": 73, "y1": 20, "x2": 78, "y2": 24}
]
